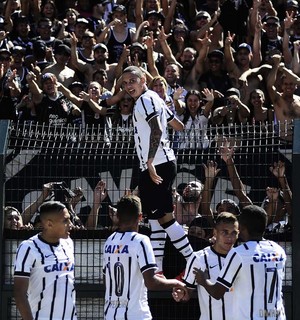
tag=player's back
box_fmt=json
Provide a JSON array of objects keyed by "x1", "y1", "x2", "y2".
[
  {"x1": 218, "y1": 240, "x2": 286, "y2": 320},
  {"x1": 103, "y1": 231, "x2": 156, "y2": 320}
]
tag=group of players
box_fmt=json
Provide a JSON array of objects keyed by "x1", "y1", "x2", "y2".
[{"x1": 13, "y1": 66, "x2": 287, "y2": 320}]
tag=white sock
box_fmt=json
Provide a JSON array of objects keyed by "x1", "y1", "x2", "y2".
[
  {"x1": 149, "y1": 219, "x2": 167, "y2": 273},
  {"x1": 163, "y1": 219, "x2": 193, "y2": 260}
]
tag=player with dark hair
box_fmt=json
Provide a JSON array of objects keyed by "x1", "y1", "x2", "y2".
[
  {"x1": 103, "y1": 195, "x2": 187, "y2": 319},
  {"x1": 173, "y1": 212, "x2": 239, "y2": 319},
  {"x1": 191, "y1": 205, "x2": 286, "y2": 320},
  {"x1": 14, "y1": 201, "x2": 77, "y2": 320}
]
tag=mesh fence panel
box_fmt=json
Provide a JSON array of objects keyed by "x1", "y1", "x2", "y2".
[{"x1": 2, "y1": 121, "x2": 293, "y2": 319}]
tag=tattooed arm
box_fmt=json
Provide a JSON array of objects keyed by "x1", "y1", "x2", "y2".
[{"x1": 147, "y1": 116, "x2": 163, "y2": 184}]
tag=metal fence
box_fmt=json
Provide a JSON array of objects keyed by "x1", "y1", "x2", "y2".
[{"x1": 0, "y1": 120, "x2": 296, "y2": 319}]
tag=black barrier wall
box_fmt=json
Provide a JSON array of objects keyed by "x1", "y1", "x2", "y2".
[{"x1": 0, "y1": 121, "x2": 295, "y2": 319}]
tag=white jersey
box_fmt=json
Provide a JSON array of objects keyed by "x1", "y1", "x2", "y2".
[
  {"x1": 217, "y1": 240, "x2": 286, "y2": 320},
  {"x1": 103, "y1": 230, "x2": 158, "y2": 320},
  {"x1": 183, "y1": 246, "x2": 234, "y2": 320},
  {"x1": 14, "y1": 234, "x2": 77, "y2": 320},
  {"x1": 133, "y1": 90, "x2": 176, "y2": 171},
  {"x1": 178, "y1": 111, "x2": 210, "y2": 150}
]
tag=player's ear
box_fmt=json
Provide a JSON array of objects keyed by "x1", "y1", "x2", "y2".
[
  {"x1": 138, "y1": 212, "x2": 143, "y2": 222},
  {"x1": 213, "y1": 228, "x2": 217, "y2": 238}
]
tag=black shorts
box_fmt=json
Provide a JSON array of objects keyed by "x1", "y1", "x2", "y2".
[{"x1": 139, "y1": 160, "x2": 176, "y2": 219}]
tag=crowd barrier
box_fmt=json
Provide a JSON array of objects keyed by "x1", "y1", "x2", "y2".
[{"x1": 0, "y1": 120, "x2": 295, "y2": 319}]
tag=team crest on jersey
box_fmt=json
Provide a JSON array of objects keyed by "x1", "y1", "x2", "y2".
[
  {"x1": 105, "y1": 244, "x2": 129, "y2": 254},
  {"x1": 253, "y1": 252, "x2": 284, "y2": 263},
  {"x1": 44, "y1": 261, "x2": 75, "y2": 273}
]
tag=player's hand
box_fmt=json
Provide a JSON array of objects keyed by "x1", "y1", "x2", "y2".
[
  {"x1": 193, "y1": 267, "x2": 208, "y2": 286},
  {"x1": 172, "y1": 287, "x2": 189, "y2": 302},
  {"x1": 147, "y1": 161, "x2": 163, "y2": 184}
]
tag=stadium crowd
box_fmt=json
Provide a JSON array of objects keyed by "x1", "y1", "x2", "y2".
[
  {"x1": 1, "y1": 0, "x2": 294, "y2": 234},
  {"x1": 0, "y1": 0, "x2": 298, "y2": 130}
]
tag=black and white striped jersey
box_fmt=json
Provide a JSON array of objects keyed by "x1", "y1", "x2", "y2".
[
  {"x1": 133, "y1": 90, "x2": 176, "y2": 171},
  {"x1": 14, "y1": 234, "x2": 77, "y2": 320},
  {"x1": 217, "y1": 240, "x2": 286, "y2": 320},
  {"x1": 103, "y1": 230, "x2": 158, "y2": 320},
  {"x1": 183, "y1": 246, "x2": 234, "y2": 320}
]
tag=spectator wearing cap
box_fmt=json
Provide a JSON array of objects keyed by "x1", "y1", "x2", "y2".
[
  {"x1": 212, "y1": 87, "x2": 250, "y2": 125},
  {"x1": 224, "y1": 35, "x2": 265, "y2": 105},
  {"x1": 74, "y1": 16, "x2": 90, "y2": 45},
  {"x1": 97, "y1": 4, "x2": 135, "y2": 64},
  {"x1": 190, "y1": 10, "x2": 224, "y2": 52},
  {"x1": 25, "y1": 71, "x2": 81, "y2": 125},
  {"x1": 0, "y1": 48, "x2": 20, "y2": 121},
  {"x1": 286, "y1": 0, "x2": 299, "y2": 18},
  {"x1": 70, "y1": 32, "x2": 117, "y2": 91},
  {"x1": 68, "y1": 81, "x2": 85, "y2": 97},
  {"x1": 134, "y1": 0, "x2": 163, "y2": 27},
  {"x1": 134, "y1": 10, "x2": 165, "y2": 49},
  {"x1": 259, "y1": 15, "x2": 293, "y2": 65},
  {"x1": 247, "y1": 0, "x2": 277, "y2": 39},
  {"x1": 199, "y1": 49, "x2": 232, "y2": 109},
  {"x1": 77, "y1": 30, "x2": 96, "y2": 64},
  {"x1": 42, "y1": 43, "x2": 75, "y2": 88}
]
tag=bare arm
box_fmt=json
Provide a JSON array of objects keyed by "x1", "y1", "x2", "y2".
[
  {"x1": 266, "y1": 54, "x2": 281, "y2": 104},
  {"x1": 69, "y1": 33, "x2": 90, "y2": 74},
  {"x1": 219, "y1": 143, "x2": 253, "y2": 207},
  {"x1": 143, "y1": 268, "x2": 187, "y2": 292},
  {"x1": 157, "y1": 27, "x2": 179, "y2": 65},
  {"x1": 14, "y1": 277, "x2": 33, "y2": 320},
  {"x1": 26, "y1": 72, "x2": 43, "y2": 105},
  {"x1": 282, "y1": 12, "x2": 294, "y2": 66},
  {"x1": 168, "y1": 116, "x2": 184, "y2": 131},
  {"x1": 145, "y1": 32, "x2": 160, "y2": 77},
  {"x1": 21, "y1": 183, "x2": 52, "y2": 224},
  {"x1": 135, "y1": 0, "x2": 143, "y2": 29},
  {"x1": 57, "y1": 82, "x2": 82, "y2": 106},
  {"x1": 269, "y1": 161, "x2": 292, "y2": 223},
  {"x1": 224, "y1": 32, "x2": 238, "y2": 75},
  {"x1": 163, "y1": 0, "x2": 177, "y2": 34},
  {"x1": 86, "y1": 180, "x2": 108, "y2": 229},
  {"x1": 252, "y1": 14, "x2": 262, "y2": 67},
  {"x1": 195, "y1": 31, "x2": 211, "y2": 76},
  {"x1": 201, "y1": 88, "x2": 214, "y2": 118},
  {"x1": 292, "y1": 40, "x2": 300, "y2": 75},
  {"x1": 201, "y1": 160, "x2": 221, "y2": 225}
]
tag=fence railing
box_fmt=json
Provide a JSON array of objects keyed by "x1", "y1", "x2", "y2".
[{"x1": 1, "y1": 120, "x2": 295, "y2": 319}]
